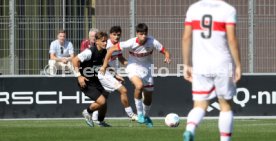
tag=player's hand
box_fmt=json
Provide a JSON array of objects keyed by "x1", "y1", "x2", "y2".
[
  {"x1": 78, "y1": 76, "x2": 89, "y2": 88},
  {"x1": 183, "y1": 65, "x2": 192, "y2": 83},
  {"x1": 99, "y1": 66, "x2": 106, "y2": 75},
  {"x1": 164, "y1": 57, "x2": 171, "y2": 64},
  {"x1": 234, "y1": 66, "x2": 242, "y2": 83}
]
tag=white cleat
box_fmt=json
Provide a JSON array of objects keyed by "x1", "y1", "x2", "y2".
[{"x1": 82, "y1": 109, "x2": 94, "y2": 127}]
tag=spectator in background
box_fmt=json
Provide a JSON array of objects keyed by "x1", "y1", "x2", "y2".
[
  {"x1": 80, "y1": 28, "x2": 99, "y2": 52},
  {"x1": 48, "y1": 29, "x2": 74, "y2": 75}
]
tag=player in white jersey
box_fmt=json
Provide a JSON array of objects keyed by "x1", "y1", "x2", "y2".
[
  {"x1": 182, "y1": 1, "x2": 241, "y2": 141},
  {"x1": 93, "y1": 26, "x2": 137, "y2": 124},
  {"x1": 106, "y1": 26, "x2": 127, "y2": 69},
  {"x1": 100, "y1": 23, "x2": 171, "y2": 128}
]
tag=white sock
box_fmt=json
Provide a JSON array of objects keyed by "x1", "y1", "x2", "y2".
[
  {"x1": 143, "y1": 103, "x2": 151, "y2": 117},
  {"x1": 186, "y1": 107, "x2": 205, "y2": 135},
  {"x1": 134, "y1": 98, "x2": 143, "y2": 115},
  {"x1": 92, "y1": 110, "x2": 98, "y2": 121},
  {"x1": 219, "y1": 111, "x2": 233, "y2": 141},
  {"x1": 125, "y1": 106, "x2": 135, "y2": 117}
]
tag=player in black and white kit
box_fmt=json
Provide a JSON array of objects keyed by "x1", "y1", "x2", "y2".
[
  {"x1": 73, "y1": 31, "x2": 136, "y2": 127},
  {"x1": 72, "y1": 31, "x2": 111, "y2": 127}
]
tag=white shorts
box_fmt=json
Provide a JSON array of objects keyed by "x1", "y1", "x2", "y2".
[
  {"x1": 192, "y1": 74, "x2": 236, "y2": 101},
  {"x1": 98, "y1": 71, "x2": 122, "y2": 93},
  {"x1": 125, "y1": 63, "x2": 154, "y2": 91}
]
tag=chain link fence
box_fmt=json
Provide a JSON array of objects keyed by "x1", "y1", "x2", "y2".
[{"x1": 0, "y1": 0, "x2": 275, "y2": 75}]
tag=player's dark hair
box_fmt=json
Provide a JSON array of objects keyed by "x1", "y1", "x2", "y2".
[
  {"x1": 95, "y1": 31, "x2": 108, "y2": 40},
  {"x1": 135, "y1": 23, "x2": 148, "y2": 33},
  {"x1": 109, "y1": 26, "x2": 122, "y2": 34}
]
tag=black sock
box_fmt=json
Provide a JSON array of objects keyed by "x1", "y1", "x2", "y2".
[
  {"x1": 98, "y1": 115, "x2": 105, "y2": 122},
  {"x1": 87, "y1": 107, "x2": 94, "y2": 114}
]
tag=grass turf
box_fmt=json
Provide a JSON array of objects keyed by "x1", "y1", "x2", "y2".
[{"x1": 0, "y1": 119, "x2": 275, "y2": 141}]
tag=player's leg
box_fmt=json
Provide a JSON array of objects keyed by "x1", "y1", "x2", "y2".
[
  {"x1": 142, "y1": 90, "x2": 152, "y2": 116},
  {"x1": 97, "y1": 102, "x2": 112, "y2": 127},
  {"x1": 82, "y1": 95, "x2": 106, "y2": 127},
  {"x1": 218, "y1": 98, "x2": 233, "y2": 141},
  {"x1": 184, "y1": 100, "x2": 208, "y2": 141},
  {"x1": 126, "y1": 63, "x2": 147, "y2": 123},
  {"x1": 142, "y1": 90, "x2": 153, "y2": 127},
  {"x1": 183, "y1": 74, "x2": 214, "y2": 141},
  {"x1": 142, "y1": 75, "x2": 154, "y2": 127},
  {"x1": 116, "y1": 85, "x2": 137, "y2": 120},
  {"x1": 81, "y1": 82, "x2": 107, "y2": 127},
  {"x1": 92, "y1": 110, "x2": 99, "y2": 123},
  {"x1": 215, "y1": 75, "x2": 236, "y2": 141},
  {"x1": 130, "y1": 76, "x2": 144, "y2": 123},
  {"x1": 98, "y1": 71, "x2": 136, "y2": 119}
]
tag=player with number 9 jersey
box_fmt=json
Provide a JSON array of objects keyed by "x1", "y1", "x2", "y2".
[{"x1": 184, "y1": 0, "x2": 237, "y2": 75}]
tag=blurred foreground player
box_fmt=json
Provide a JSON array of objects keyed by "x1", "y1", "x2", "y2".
[{"x1": 182, "y1": 0, "x2": 241, "y2": 140}]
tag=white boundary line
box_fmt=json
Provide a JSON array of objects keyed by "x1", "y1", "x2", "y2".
[{"x1": 0, "y1": 116, "x2": 276, "y2": 121}]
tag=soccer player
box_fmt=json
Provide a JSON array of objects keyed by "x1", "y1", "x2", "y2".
[
  {"x1": 72, "y1": 31, "x2": 111, "y2": 127},
  {"x1": 106, "y1": 26, "x2": 128, "y2": 69},
  {"x1": 80, "y1": 28, "x2": 99, "y2": 123},
  {"x1": 100, "y1": 23, "x2": 171, "y2": 128},
  {"x1": 80, "y1": 28, "x2": 98, "y2": 52},
  {"x1": 182, "y1": 0, "x2": 241, "y2": 141},
  {"x1": 93, "y1": 26, "x2": 137, "y2": 125}
]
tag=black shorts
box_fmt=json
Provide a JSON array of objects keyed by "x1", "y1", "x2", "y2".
[{"x1": 78, "y1": 78, "x2": 109, "y2": 101}]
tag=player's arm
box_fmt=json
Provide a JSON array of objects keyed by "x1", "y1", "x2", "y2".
[
  {"x1": 161, "y1": 48, "x2": 171, "y2": 64},
  {"x1": 118, "y1": 55, "x2": 128, "y2": 66},
  {"x1": 182, "y1": 24, "x2": 193, "y2": 82},
  {"x1": 226, "y1": 24, "x2": 242, "y2": 82},
  {"x1": 154, "y1": 40, "x2": 171, "y2": 63},
  {"x1": 72, "y1": 51, "x2": 90, "y2": 88},
  {"x1": 100, "y1": 45, "x2": 121, "y2": 74}
]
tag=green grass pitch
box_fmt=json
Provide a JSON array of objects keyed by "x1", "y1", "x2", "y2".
[{"x1": 0, "y1": 119, "x2": 275, "y2": 141}]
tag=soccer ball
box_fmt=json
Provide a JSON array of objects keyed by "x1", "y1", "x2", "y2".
[{"x1": 165, "y1": 113, "x2": 180, "y2": 127}]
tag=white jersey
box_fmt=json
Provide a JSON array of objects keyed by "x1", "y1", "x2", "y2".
[
  {"x1": 106, "y1": 39, "x2": 122, "y2": 69},
  {"x1": 117, "y1": 36, "x2": 164, "y2": 66},
  {"x1": 185, "y1": 0, "x2": 237, "y2": 74}
]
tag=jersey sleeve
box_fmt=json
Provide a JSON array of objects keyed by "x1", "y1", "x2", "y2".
[
  {"x1": 226, "y1": 7, "x2": 237, "y2": 25},
  {"x1": 184, "y1": 6, "x2": 193, "y2": 26},
  {"x1": 153, "y1": 39, "x2": 165, "y2": 53},
  {"x1": 77, "y1": 49, "x2": 92, "y2": 62},
  {"x1": 117, "y1": 39, "x2": 133, "y2": 51}
]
